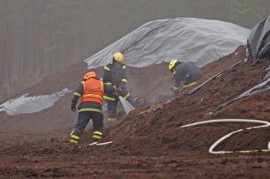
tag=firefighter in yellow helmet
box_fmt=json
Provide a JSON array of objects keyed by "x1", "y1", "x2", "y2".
[
  {"x1": 168, "y1": 59, "x2": 204, "y2": 96},
  {"x1": 70, "y1": 71, "x2": 104, "y2": 144},
  {"x1": 102, "y1": 52, "x2": 134, "y2": 122}
]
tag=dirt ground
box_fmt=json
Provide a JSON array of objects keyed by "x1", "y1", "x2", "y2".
[{"x1": 1, "y1": 45, "x2": 270, "y2": 178}]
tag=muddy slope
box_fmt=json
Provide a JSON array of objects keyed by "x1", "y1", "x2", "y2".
[{"x1": 1, "y1": 46, "x2": 270, "y2": 178}]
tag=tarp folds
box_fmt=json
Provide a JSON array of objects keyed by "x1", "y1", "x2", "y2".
[
  {"x1": 0, "y1": 88, "x2": 71, "y2": 115},
  {"x1": 247, "y1": 15, "x2": 270, "y2": 60},
  {"x1": 85, "y1": 17, "x2": 249, "y2": 69}
]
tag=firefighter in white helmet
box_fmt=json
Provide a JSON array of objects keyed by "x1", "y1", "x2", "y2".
[
  {"x1": 102, "y1": 52, "x2": 134, "y2": 121},
  {"x1": 168, "y1": 59, "x2": 204, "y2": 96}
]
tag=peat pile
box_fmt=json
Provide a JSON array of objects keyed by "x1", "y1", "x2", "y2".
[
  {"x1": 107, "y1": 45, "x2": 270, "y2": 154},
  {"x1": 1, "y1": 45, "x2": 270, "y2": 178}
]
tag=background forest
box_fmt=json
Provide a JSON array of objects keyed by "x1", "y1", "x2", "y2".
[{"x1": 0, "y1": 0, "x2": 270, "y2": 100}]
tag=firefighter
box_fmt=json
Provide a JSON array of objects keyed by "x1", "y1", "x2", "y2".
[
  {"x1": 103, "y1": 52, "x2": 134, "y2": 122},
  {"x1": 70, "y1": 71, "x2": 104, "y2": 144},
  {"x1": 168, "y1": 59, "x2": 204, "y2": 96}
]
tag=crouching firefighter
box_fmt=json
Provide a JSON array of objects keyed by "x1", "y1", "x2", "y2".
[
  {"x1": 70, "y1": 71, "x2": 104, "y2": 144},
  {"x1": 103, "y1": 52, "x2": 134, "y2": 122},
  {"x1": 168, "y1": 59, "x2": 204, "y2": 97}
]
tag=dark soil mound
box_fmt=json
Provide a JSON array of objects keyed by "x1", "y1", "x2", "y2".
[{"x1": 1, "y1": 46, "x2": 270, "y2": 178}]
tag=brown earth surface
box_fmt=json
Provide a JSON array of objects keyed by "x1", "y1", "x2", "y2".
[{"x1": 1, "y1": 45, "x2": 270, "y2": 178}]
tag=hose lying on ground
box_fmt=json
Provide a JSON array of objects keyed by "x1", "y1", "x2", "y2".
[{"x1": 180, "y1": 119, "x2": 270, "y2": 154}]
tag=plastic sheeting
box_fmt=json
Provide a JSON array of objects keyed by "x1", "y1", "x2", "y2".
[
  {"x1": 85, "y1": 17, "x2": 249, "y2": 69},
  {"x1": 213, "y1": 77, "x2": 270, "y2": 112},
  {"x1": 0, "y1": 88, "x2": 71, "y2": 115},
  {"x1": 1, "y1": 18, "x2": 250, "y2": 116},
  {"x1": 247, "y1": 15, "x2": 270, "y2": 60}
]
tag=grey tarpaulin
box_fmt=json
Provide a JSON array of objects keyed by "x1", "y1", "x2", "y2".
[
  {"x1": 85, "y1": 17, "x2": 249, "y2": 69},
  {"x1": 0, "y1": 88, "x2": 71, "y2": 115},
  {"x1": 0, "y1": 18, "x2": 250, "y2": 116},
  {"x1": 247, "y1": 15, "x2": 270, "y2": 60}
]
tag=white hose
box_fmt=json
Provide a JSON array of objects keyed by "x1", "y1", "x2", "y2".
[{"x1": 180, "y1": 119, "x2": 270, "y2": 154}]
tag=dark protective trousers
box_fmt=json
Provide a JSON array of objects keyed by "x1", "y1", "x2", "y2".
[
  {"x1": 72, "y1": 111, "x2": 103, "y2": 137},
  {"x1": 106, "y1": 89, "x2": 134, "y2": 119}
]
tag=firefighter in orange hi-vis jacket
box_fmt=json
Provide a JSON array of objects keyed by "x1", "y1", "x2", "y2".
[{"x1": 69, "y1": 71, "x2": 104, "y2": 144}]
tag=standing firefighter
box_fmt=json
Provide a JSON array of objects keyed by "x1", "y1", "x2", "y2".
[
  {"x1": 103, "y1": 52, "x2": 134, "y2": 122},
  {"x1": 168, "y1": 59, "x2": 204, "y2": 96},
  {"x1": 70, "y1": 71, "x2": 104, "y2": 144}
]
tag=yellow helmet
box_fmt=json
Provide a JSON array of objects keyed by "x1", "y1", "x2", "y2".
[
  {"x1": 168, "y1": 59, "x2": 179, "y2": 72},
  {"x1": 113, "y1": 52, "x2": 124, "y2": 62}
]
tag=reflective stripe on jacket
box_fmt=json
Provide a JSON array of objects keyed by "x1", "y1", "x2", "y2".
[
  {"x1": 173, "y1": 62, "x2": 204, "y2": 90},
  {"x1": 103, "y1": 63, "x2": 127, "y2": 89},
  {"x1": 80, "y1": 78, "x2": 104, "y2": 104}
]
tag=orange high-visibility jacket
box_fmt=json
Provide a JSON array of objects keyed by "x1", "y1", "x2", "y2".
[{"x1": 80, "y1": 78, "x2": 104, "y2": 104}]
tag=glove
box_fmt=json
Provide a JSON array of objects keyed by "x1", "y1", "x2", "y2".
[
  {"x1": 71, "y1": 104, "x2": 76, "y2": 112},
  {"x1": 118, "y1": 82, "x2": 126, "y2": 89},
  {"x1": 171, "y1": 86, "x2": 184, "y2": 97},
  {"x1": 117, "y1": 87, "x2": 123, "y2": 94},
  {"x1": 179, "y1": 86, "x2": 184, "y2": 92},
  {"x1": 112, "y1": 85, "x2": 119, "y2": 95}
]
